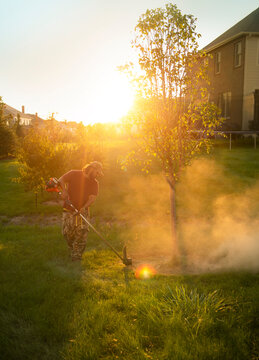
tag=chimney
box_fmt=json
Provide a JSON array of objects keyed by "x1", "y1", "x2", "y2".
[
  {"x1": 22, "y1": 105, "x2": 25, "y2": 114},
  {"x1": 35, "y1": 112, "x2": 38, "y2": 119}
]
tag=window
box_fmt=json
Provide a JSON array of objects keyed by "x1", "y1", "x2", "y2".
[
  {"x1": 20, "y1": 118, "x2": 30, "y2": 126},
  {"x1": 234, "y1": 42, "x2": 242, "y2": 67},
  {"x1": 218, "y1": 92, "x2": 231, "y2": 118},
  {"x1": 215, "y1": 52, "x2": 221, "y2": 74}
]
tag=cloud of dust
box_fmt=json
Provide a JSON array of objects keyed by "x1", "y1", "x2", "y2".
[
  {"x1": 116, "y1": 158, "x2": 259, "y2": 273},
  {"x1": 114, "y1": 173, "x2": 173, "y2": 259},
  {"x1": 178, "y1": 158, "x2": 259, "y2": 272}
]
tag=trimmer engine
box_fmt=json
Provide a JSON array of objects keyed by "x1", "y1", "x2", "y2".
[{"x1": 45, "y1": 177, "x2": 61, "y2": 193}]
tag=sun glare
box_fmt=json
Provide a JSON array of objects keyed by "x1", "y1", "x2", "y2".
[
  {"x1": 84, "y1": 72, "x2": 134, "y2": 125},
  {"x1": 135, "y1": 265, "x2": 156, "y2": 280},
  {"x1": 43, "y1": 71, "x2": 135, "y2": 125}
]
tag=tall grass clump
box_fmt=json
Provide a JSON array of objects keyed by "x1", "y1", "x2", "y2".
[{"x1": 134, "y1": 284, "x2": 248, "y2": 359}]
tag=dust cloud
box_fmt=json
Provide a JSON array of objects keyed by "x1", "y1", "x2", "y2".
[
  {"x1": 116, "y1": 174, "x2": 173, "y2": 258},
  {"x1": 117, "y1": 158, "x2": 259, "y2": 273}
]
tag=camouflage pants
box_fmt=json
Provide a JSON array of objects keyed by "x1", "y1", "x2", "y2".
[{"x1": 62, "y1": 208, "x2": 89, "y2": 261}]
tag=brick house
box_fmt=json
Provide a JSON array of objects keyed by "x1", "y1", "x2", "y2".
[{"x1": 204, "y1": 7, "x2": 259, "y2": 130}]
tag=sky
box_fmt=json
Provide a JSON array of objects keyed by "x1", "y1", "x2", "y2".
[{"x1": 1, "y1": 0, "x2": 258, "y2": 125}]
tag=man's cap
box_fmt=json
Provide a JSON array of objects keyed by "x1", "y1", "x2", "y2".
[{"x1": 84, "y1": 161, "x2": 104, "y2": 176}]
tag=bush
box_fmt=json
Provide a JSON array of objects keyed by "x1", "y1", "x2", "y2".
[
  {"x1": 14, "y1": 126, "x2": 103, "y2": 194},
  {"x1": 0, "y1": 96, "x2": 16, "y2": 158}
]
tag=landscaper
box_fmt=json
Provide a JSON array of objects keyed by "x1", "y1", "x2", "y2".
[{"x1": 58, "y1": 161, "x2": 103, "y2": 261}]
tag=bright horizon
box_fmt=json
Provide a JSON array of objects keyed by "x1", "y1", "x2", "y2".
[{"x1": 1, "y1": 0, "x2": 258, "y2": 125}]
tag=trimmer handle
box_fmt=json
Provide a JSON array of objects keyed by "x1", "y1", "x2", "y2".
[{"x1": 64, "y1": 199, "x2": 79, "y2": 213}]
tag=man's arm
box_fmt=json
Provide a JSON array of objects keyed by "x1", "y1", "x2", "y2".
[{"x1": 83, "y1": 195, "x2": 97, "y2": 209}]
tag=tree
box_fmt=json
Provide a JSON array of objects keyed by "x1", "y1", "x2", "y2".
[
  {"x1": 14, "y1": 128, "x2": 71, "y2": 206},
  {"x1": 15, "y1": 113, "x2": 24, "y2": 138},
  {"x1": 120, "y1": 4, "x2": 223, "y2": 263},
  {"x1": 0, "y1": 96, "x2": 16, "y2": 158},
  {"x1": 15, "y1": 123, "x2": 103, "y2": 207}
]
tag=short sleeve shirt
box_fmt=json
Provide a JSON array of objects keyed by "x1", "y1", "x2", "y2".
[{"x1": 62, "y1": 170, "x2": 99, "y2": 210}]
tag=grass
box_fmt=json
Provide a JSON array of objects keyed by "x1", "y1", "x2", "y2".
[
  {"x1": 0, "y1": 225, "x2": 258, "y2": 359},
  {"x1": 0, "y1": 225, "x2": 82, "y2": 360},
  {"x1": 0, "y1": 145, "x2": 259, "y2": 359},
  {"x1": 212, "y1": 147, "x2": 259, "y2": 183},
  {"x1": 0, "y1": 160, "x2": 61, "y2": 216}
]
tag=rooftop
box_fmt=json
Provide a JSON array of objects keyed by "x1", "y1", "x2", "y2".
[{"x1": 204, "y1": 7, "x2": 259, "y2": 51}]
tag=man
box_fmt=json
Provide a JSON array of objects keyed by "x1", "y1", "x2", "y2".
[{"x1": 58, "y1": 161, "x2": 103, "y2": 261}]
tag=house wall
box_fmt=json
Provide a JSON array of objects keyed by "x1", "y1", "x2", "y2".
[
  {"x1": 207, "y1": 35, "x2": 246, "y2": 130},
  {"x1": 242, "y1": 35, "x2": 259, "y2": 129}
]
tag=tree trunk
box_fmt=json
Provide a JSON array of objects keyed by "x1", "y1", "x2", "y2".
[
  {"x1": 167, "y1": 179, "x2": 180, "y2": 264},
  {"x1": 35, "y1": 192, "x2": 38, "y2": 209}
]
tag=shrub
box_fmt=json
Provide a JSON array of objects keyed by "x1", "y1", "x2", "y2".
[
  {"x1": 0, "y1": 124, "x2": 16, "y2": 158},
  {"x1": 14, "y1": 126, "x2": 103, "y2": 197}
]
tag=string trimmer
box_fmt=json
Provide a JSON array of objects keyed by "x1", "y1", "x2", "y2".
[{"x1": 45, "y1": 177, "x2": 132, "y2": 266}]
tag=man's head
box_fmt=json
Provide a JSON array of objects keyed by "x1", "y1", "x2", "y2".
[{"x1": 82, "y1": 161, "x2": 104, "y2": 180}]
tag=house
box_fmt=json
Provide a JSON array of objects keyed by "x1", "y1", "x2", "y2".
[
  {"x1": 4, "y1": 104, "x2": 44, "y2": 128},
  {"x1": 204, "y1": 7, "x2": 259, "y2": 130},
  {"x1": 4, "y1": 104, "x2": 80, "y2": 134}
]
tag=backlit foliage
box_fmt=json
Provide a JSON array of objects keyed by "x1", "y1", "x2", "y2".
[
  {"x1": 14, "y1": 123, "x2": 103, "y2": 195},
  {"x1": 121, "y1": 3, "x2": 223, "y2": 186}
]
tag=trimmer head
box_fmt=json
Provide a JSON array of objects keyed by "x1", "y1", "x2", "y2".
[{"x1": 123, "y1": 246, "x2": 132, "y2": 266}]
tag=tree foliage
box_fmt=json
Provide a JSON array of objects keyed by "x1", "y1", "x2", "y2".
[
  {"x1": 121, "y1": 3, "x2": 223, "y2": 184},
  {"x1": 14, "y1": 128, "x2": 69, "y2": 193},
  {"x1": 15, "y1": 123, "x2": 103, "y2": 195},
  {"x1": 14, "y1": 113, "x2": 25, "y2": 138},
  {"x1": 0, "y1": 96, "x2": 16, "y2": 158}
]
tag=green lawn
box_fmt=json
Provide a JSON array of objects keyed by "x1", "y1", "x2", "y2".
[
  {"x1": 0, "y1": 147, "x2": 258, "y2": 359},
  {"x1": 0, "y1": 160, "x2": 61, "y2": 217},
  {"x1": 0, "y1": 225, "x2": 258, "y2": 360}
]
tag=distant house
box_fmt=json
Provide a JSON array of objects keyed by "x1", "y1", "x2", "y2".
[
  {"x1": 4, "y1": 104, "x2": 81, "y2": 134},
  {"x1": 204, "y1": 7, "x2": 259, "y2": 130},
  {"x1": 4, "y1": 104, "x2": 44, "y2": 128}
]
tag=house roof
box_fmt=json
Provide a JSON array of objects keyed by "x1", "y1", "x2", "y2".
[
  {"x1": 4, "y1": 104, "x2": 43, "y2": 122},
  {"x1": 204, "y1": 7, "x2": 259, "y2": 51}
]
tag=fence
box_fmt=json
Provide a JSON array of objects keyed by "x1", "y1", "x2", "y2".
[{"x1": 214, "y1": 131, "x2": 259, "y2": 150}]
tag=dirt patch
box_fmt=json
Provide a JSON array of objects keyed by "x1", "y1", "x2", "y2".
[
  {"x1": 42, "y1": 200, "x2": 62, "y2": 206},
  {"x1": 0, "y1": 214, "x2": 101, "y2": 227},
  {"x1": 1, "y1": 214, "x2": 62, "y2": 226}
]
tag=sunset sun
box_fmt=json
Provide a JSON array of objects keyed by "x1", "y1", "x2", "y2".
[{"x1": 79, "y1": 71, "x2": 135, "y2": 125}]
